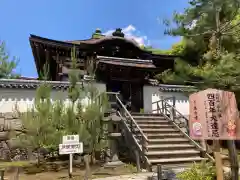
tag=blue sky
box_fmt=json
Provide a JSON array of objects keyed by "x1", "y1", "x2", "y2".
[{"x1": 0, "y1": 0, "x2": 189, "y2": 77}]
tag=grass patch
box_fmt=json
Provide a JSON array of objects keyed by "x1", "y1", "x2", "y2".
[{"x1": 4, "y1": 162, "x2": 137, "y2": 180}]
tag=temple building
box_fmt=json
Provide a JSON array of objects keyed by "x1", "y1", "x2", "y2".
[
  {"x1": 29, "y1": 28, "x2": 188, "y2": 112},
  {"x1": 0, "y1": 28, "x2": 190, "y2": 115},
  {"x1": 0, "y1": 29, "x2": 203, "y2": 168}
]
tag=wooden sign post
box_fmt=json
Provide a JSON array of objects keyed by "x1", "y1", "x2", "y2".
[
  {"x1": 213, "y1": 140, "x2": 224, "y2": 180},
  {"x1": 60, "y1": 135, "x2": 83, "y2": 178},
  {"x1": 189, "y1": 89, "x2": 239, "y2": 180}
]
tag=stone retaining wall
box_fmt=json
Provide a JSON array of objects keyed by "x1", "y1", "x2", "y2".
[{"x1": 0, "y1": 113, "x2": 22, "y2": 134}]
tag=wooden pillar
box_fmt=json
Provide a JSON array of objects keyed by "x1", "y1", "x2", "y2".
[
  {"x1": 227, "y1": 140, "x2": 239, "y2": 180},
  {"x1": 134, "y1": 149, "x2": 140, "y2": 172},
  {"x1": 213, "y1": 140, "x2": 224, "y2": 180}
]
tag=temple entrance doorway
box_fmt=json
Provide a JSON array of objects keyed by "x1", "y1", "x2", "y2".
[{"x1": 106, "y1": 80, "x2": 143, "y2": 112}]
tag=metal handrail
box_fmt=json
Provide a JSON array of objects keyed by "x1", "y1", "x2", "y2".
[
  {"x1": 96, "y1": 91, "x2": 148, "y2": 142},
  {"x1": 152, "y1": 96, "x2": 174, "y2": 104},
  {"x1": 115, "y1": 95, "x2": 148, "y2": 142},
  {"x1": 117, "y1": 111, "x2": 141, "y2": 149},
  {"x1": 153, "y1": 97, "x2": 215, "y2": 162},
  {"x1": 117, "y1": 111, "x2": 151, "y2": 167},
  {"x1": 164, "y1": 101, "x2": 189, "y2": 125},
  {"x1": 95, "y1": 92, "x2": 150, "y2": 168}
]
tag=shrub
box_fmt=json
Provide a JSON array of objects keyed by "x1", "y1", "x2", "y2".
[{"x1": 177, "y1": 161, "x2": 216, "y2": 180}]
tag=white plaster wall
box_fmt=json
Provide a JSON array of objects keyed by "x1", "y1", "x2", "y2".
[
  {"x1": 143, "y1": 85, "x2": 189, "y2": 116},
  {"x1": 0, "y1": 82, "x2": 106, "y2": 113}
]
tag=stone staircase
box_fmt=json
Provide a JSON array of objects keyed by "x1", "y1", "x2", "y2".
[
  {"x1": 99, "y1": 92, "x2": 211, "y2": 170},
  {"x1": 130, "y1": 113, "x2": 207, "y2": 168}
]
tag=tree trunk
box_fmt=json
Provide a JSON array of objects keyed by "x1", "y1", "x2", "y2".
[
  {"x1": 84, "y1": 155, "x2": 90, "y2": 180},
  {"x1": 14, "y1": 167, "x2": 20, "y2": 180},
  {"x1": 91, "y1": 151, "x2": 96, "y2": 165},
  {"x1": 227, "y1": 140, "x2": 239, "y2": 180},
  {"x1": 27, "y1": 148, "x2": 33, "y2": 161},
  {"x1": 37, "y1": 148, "x2": 41, "y2": 167},
  {"x1": 0, "y1": 170, "x2": 4, "y2": 180}
]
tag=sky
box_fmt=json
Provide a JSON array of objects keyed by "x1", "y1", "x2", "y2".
[{"x1": 0, "y1": 0, "x2": 189, "y2": 77}]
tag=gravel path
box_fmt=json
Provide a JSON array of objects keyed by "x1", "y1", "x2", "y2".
[{"x1": 92, "y1": 172, "x2": 154, "y2": 180}]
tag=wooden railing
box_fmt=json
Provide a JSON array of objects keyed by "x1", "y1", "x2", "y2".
[
  {"x1": 95, "y1": 92, "x2": 150, "y2": 170},
  {"x1": 152, "y1": 96, "x2": 189, "y2": 134},
  {"x1": 115, "y1": 94, "x2": 150, "y2": 170},
  {"x1": 152, "y1": 97, "x2": 214, "y2": 162}
]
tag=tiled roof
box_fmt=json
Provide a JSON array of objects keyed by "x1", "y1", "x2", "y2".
[
  {"x1": 148, "y1": 79, "x2": 196, "y2": 92},
  {"x1": 0, "y1": 79, "x2": 195, "y2": 92},
  {"x1": 0, "y1": 79, "x2": 85, "y2": 90},
  {"x1": 158, "y1": 84, "x2": 196, "y2": 92},
  {"x1": 97, "y1": 56, "x2": 156, "y2": 68}
]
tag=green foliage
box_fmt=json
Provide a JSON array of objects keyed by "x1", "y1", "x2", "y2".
[
  {"x1": 159, "y1": 52, "x2": 240, "y2": 91},
  {"x1": 17, "y1": 64, "x2": 62, "y2": 161},
  {"x1": 158, "y1": 0, "x2": 240, "y2": 86},
  {"x1": 142, "y1": 46, "x2": 172, "y2": 55},
  {"x1": 0, "y1": 161, "x2": 31, "y2": 169},
  {"x1": 18, "y1": 47, "x2": 109, "y2": 166},
  {"x1": 177, "y1": 161, "x2": 216, "y2": 180},
  {"x1": 92, "y1": 34, "x2": 105, "y2": 39},
  {"x1": 62, "y1": 47, "x2": 109, "y2": 156},
  {"x1": 165, "y1": 0, "x2": 240, "y2": 37},
  {"x1": 68, "y1": 47, "x2": 81, "y2": 102},
  {"x1": 39, "y1": 63, "x2": 50, "y2": 81},
  {"x1": 18, "y1": 82, "x2": 59, "y2": 154},
  {"x1": 0, "y1": 41, "x2": 20, "y2": 79},
  {"x1": 160, "y1": 0, "x2": 240, "y2": 65},
  {"x1": 141, "y1": 39, "x2": 191, "y2": 56}
]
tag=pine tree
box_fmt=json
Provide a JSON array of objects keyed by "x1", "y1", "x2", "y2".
[
  {"x1": 0, "y1": 41, "x2": 20, "y2": 79},
  {"x1": 159, "y1": 1, "x2": 240, "y2": 179},
  {"x1": 18, "y1": 64, "x2": 58, "y2": 165},
  {"x1": 82, "y1": 56, "x2": 109, "y2": 164},
  {"x1": 63, "y1": 47, "x2": 90, "y2": 139},
  {"x1": 162, "y1": 0, "x2": 240, "y2": 65}
]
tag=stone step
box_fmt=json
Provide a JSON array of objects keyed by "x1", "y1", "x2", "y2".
[
  {"x1": 147, "y1": 144, "x2": 196, "y2": 151},
  {"x1": 131, "y1": 113, "x2": 163, "y2": 116},
  {"x1": 135, "y1": 133, "x2": 184, "y2": 139},
  {"x1": 137, "y1": 124, "x2": 174, "y2": 129},
  {"x1": 146, "y1": 149, "x2": 200, "y2": 156},
  {"x1": 147, "y1": 138, "x2": 190, "y2": 144},
  {"x1": 149, "y1": 157, "x2": 206, "y2": 165},
  {"x1": 146, "y1": 150, "x2": 200, "y2": 158},
  {"x1": 131, "y1": 116, "x2": 166, "y2": 120},
  {"x1": 136, "y1": 120, "x2": 170, "y2": 124},
  {"x1": 141, "y1": 128, "x2": 179, "y2": 133},
  {"x1": 152, "y1": 163, "x2": 196, "y2": 170}
]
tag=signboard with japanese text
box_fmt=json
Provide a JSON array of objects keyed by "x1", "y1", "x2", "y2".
[
  {"x1": 189, "y1": 89, "x2": 240, "y2": 140},
  {"x1": 62, "y1": 135, "x2": 79, "y2": 144},
  {"x1": 60, "y1": 134, "x2": 83, "y2": 177},
  {"x1": 59, "y1": 142, "x2": 83, "y2": 155}
]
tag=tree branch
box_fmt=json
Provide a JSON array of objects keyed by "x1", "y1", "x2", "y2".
[
  {"x1": 222, "y1": 20, "x2": 240, "y2": 33},
  {"x1": 223, "y1": 28, "x2": 240, "y2": 35},
  {"x1": 185, "y1": 30, "x2": 215, "y2": 37},
  {"x1": 220, "y1": 2, "x2": 240, "y2": 32}
]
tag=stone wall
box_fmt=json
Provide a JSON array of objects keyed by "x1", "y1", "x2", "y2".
[
  {"x1": 0, "y1": 113, "x2": 22, "y2": 132},
  {"x1": 0, "y1": 113, "x2": 23, "y2": 160}
]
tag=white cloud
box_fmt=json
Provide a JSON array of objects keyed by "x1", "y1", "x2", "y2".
[
  {"x1": 103, "y1": 25, "x2": 149, "y2": 46},
  {"x1": 187, "y1": 19, "x2": 197, "y2": 30},
  {"x1": 122, "y1": 25, "x2": 136, "y2": 33}
]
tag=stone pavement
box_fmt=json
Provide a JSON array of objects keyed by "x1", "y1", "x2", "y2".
[{"x1": 92, "y1": 172, "x2": 154, "y2": 180}]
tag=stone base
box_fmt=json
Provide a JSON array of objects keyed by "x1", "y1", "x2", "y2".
[
  {"x1": 149, "y1": 167, "x2": 186, "y2": 180},
  {"x1": 103, "y1": 161, "x2": 124, "y2": 168}
]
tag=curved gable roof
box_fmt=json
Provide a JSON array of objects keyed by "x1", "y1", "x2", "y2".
[{"x1": 30, "y1": 34, "x2": 142, "y2": 51}]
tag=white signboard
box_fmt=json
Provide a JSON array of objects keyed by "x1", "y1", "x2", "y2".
[
  {"x1": 62, "y1": 135, "x2": 79, "y2": 144},
  {"x1": 59, "y1": 142, "x2": 83, "y2": 155}
]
